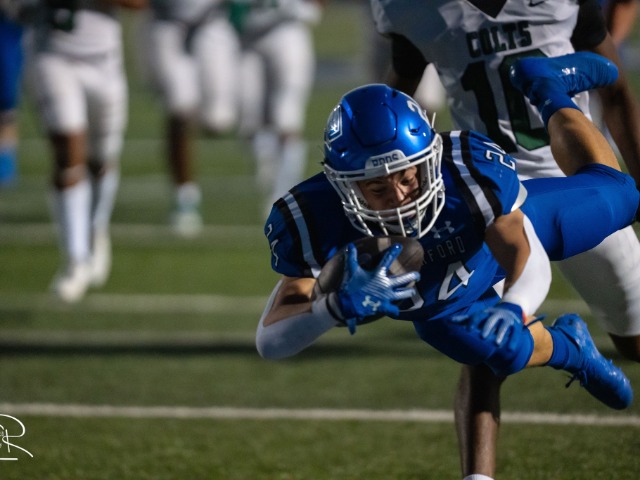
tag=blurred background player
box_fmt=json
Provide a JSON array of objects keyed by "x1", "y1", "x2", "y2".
[
  {"x1": 0, "y1": 7, "x2": 24, "y2": 187},
  {"x1": 143, "y1": 0, "x2": 240, "y2": 237},
  {"x1": 22, "y1": 0, "x2": 148, "y2": 303},
  {"x1": 229, "y1": 0, "x2": 324, "y2": 217}
]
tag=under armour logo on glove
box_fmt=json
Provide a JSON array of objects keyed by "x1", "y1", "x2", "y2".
[{"x1": 362, "y1": 296, "x2": 382, "y2": 312}]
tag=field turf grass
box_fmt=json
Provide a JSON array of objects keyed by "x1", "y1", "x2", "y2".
[{"x1": 1, "y1": 2, "x2": 640, "y2": 478}]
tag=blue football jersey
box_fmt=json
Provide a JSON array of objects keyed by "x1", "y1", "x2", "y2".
[{"x1": 265, "y1": 129, "x2": 524, "y2": 322}]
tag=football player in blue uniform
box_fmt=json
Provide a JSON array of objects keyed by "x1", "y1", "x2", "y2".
[
  {"x1": 256, "y1": 53, "x2": 638, "y2": 420},
  {"x1": 371, "y1": 1, "x2": 640, "y2": 478}
]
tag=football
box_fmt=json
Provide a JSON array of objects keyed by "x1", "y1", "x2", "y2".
[{"x1": 312, "y1": 235, "x2": 424, "y2": 300}]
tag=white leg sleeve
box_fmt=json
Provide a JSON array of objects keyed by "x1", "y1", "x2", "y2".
[
  {"x1": 557, "y1": 225, "x2": 640, "y2": 336},
  {"x1": 91, "y1": 166, "x2": 119, "y2": 233},
  {"x1": 271, "y1": 137, "x2": 306, "y2": 204},
  {"x1": 50, "y1": 179, "x2": 92, "y2": 264}
]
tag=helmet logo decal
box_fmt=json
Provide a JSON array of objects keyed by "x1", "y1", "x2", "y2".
[
  {"x1": 406, "y1": 99, "x2": 430, "y2": 123},
  {"x1": 326, "y1": 106, "x2": 343, "y2": 143}
]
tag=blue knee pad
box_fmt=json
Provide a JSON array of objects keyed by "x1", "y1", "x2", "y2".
[{"x1": 413, "y1": 314, "x2": 534, "y2": 376}]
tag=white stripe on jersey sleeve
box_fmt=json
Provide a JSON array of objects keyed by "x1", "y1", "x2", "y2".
[
  {"x1": 449, "y1": 131, "x2": 497, "y2": 228},
  {"x1": 283, "y1": 192, "x2": 322, "y2": 278}
]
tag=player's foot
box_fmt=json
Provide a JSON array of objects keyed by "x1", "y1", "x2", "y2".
[
  {"x1": 171, "y1": 205, "x2": 203, "y2": 238},
  {"x1": 510, "y1": 52, "x2": 618, "y2": 98},
  {"x1": 50, "y1": 261, "x2": 92, "y2": 303},
  {"x1": 172, "y1": 183, "x2": 203, "y2": 238},
  {"x1": 551, "y1": 314, "x2": 633, "y2": 410},
  {"x1": 89, "y1": 229, "x2": 111, "y2": 288},
  {"x1": 509, "y1": 52, "x2": 619, "y2": 124}
]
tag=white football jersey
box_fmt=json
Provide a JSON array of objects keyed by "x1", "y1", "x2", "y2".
[{"x1": 371, "y1": 0, "x2": 589, "y2": 179}]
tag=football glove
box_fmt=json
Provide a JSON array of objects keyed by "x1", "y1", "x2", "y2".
[
  {"x1": 451, "y1": 302, "x2": 524, "y2": 350},
  {"x1": 330, "y1": 242, "x2": 420, "y2": 334}
]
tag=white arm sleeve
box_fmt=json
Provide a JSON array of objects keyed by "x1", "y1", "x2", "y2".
[
  {"x1": 256, "y1": 280, "x2": 340, "y2": 360},
  {"x1": 500, "y1": 214, "x2": 552, "y2": 316}
]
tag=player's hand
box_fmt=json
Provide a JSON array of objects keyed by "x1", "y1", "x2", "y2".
[
  {"x1": 331, "y1": 242, "x2": 420, "y2": 334},
  {"x1": 451, "y1": 302, "x2": 524, "y2": 350}
]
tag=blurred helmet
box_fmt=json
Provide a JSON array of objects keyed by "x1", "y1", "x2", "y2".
[{"x1": 323, "y1": 84, "x2": 444, "y2": 238}]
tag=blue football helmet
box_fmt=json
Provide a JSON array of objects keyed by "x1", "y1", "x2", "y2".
[{"x1": 323, "y1": 84, "x2": 444, "y2": 238}]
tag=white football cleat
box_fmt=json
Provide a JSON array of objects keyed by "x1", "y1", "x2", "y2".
[
  {"x1": 172, "y1": 183, "x2": 203, "y2": 238},
  {"x1": 171, "y1": 206, "x2": 203, "y2": 238},
  {"x1": 50, "y1": 261, "x2": 92, "y2": 303},
  {"x1": 90, "y1": 230, "x2": 111, "y2": 288}
]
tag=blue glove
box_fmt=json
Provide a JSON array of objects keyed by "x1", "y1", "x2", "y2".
[
  {"x1": 451, "y1": 302, "x2": 524, "y2": 350},
  {"x1": 332, "y1": 242, "x2": 421, "y2": 334}
]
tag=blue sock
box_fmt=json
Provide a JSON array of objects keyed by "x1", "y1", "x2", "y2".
[
  {"x1": 0, "y1": 146, "x2": 18, "y2": 186},
  {"x1": 545, "y1": 325, "x2": 581, "y2": 371}
]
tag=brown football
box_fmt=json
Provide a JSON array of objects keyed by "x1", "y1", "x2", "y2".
[{"x1": 312, "y1": 235, "x2": 424, "y2": 302}]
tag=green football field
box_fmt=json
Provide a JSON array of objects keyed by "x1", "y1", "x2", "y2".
[{"x1": 1, "y1": 2, "x2": 640, "y2": 478}]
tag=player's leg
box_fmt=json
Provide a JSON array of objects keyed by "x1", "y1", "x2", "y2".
[
  {"x1": 512, "y1": 49, "x2": 640, "y2": 364},
  {"x1": 454, "y1": 365, "x2": 503, "y2": 479},
  {"x1": 521, "y1": 166, "x2": 638, "y2": 260},
  {"x1": 510, "y1": 52, "x2": 621, "y2": 174},
  {"x1": 259, "y1": 22, "x2": 315, "y2": 210},
  {"x1": 26, "y1": 53, "x2": 93, "y2": 302},
  {"x1": 84, "y1": 50, "x2": 127, "y2": 289},
  {"x1": 148, "y1": 19, "x2": 203, "y2": 236},
  {"x1": 417, "y1": 304, "x2": 632, "y2": 409},
  {"x1": 195, "y1": 16, "x2": 240, "y2": 134},
  {"x1": 239, "y1": 48, "x2": 274, "y2": 212},
  {"x1": 557, "y1": 228, "x2": 640, "y2": 362}
]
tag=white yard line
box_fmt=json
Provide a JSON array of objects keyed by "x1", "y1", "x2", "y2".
[
  {"x1": 0, "y1": 403, "x2": 636, "y2": 426},
  {"x1": 0, "y1": 292, "x2": 268, "y2": 315},
  {"x1": 0, "y1": 223, "x2": 263, "y2": 247}
]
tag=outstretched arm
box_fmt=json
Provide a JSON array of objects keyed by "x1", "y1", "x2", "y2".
[
  {"x1": 256, "y1": 242, "x2": 420, "y2": 358},
  {"x1": 385, "y1": 34, "x2": 428, "y2": 97},
  {"x1": 256, "y1": 276, "x2": 339, "y2": 359}
]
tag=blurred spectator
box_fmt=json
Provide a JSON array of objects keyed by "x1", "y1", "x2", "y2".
[
  {"x1": 144, "y1": 0, "x2": 241, "y2": 237},
  {"x1": 230, "y1": 0, "x2": 324, "y2": 217},
  {"x1": 22, "y1": 0, "x2": 148, "y2": 303}
]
